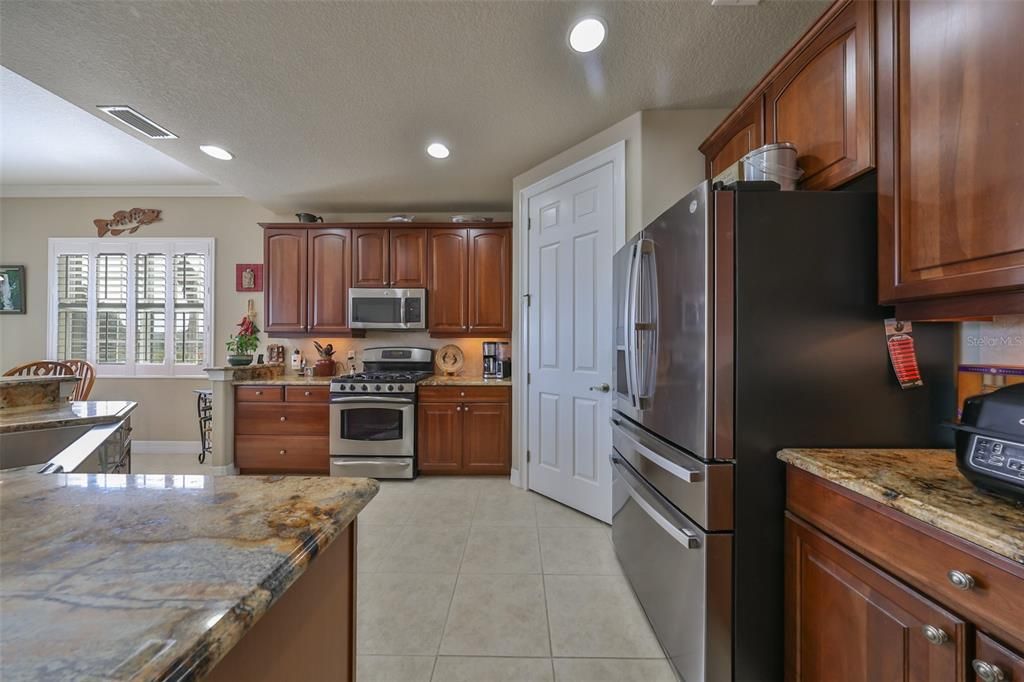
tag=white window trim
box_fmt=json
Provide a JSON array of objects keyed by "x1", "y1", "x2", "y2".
[{"x1": 47, "y1": 237, "x2": 215, "y2": 378}]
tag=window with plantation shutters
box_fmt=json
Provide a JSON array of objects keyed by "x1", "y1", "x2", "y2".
[{"x1": 48, "y1": 238, "x2": 214, "y2": 377}]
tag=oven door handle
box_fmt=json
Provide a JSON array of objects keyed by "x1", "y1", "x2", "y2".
[
  {"x1": 611, "y1": 453, "x2": 701, "y2": 549},
  {"x1": 330, "y1": 396, "x2": 414, "y2": 405}
]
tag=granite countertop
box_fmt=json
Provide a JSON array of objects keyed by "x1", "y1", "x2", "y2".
[
  {"x1": 233, "y1": 376, "x2": 334, "y2": 386},
  {"x1": 0, "y1": 375, "x2": 80, "y2": 387},
  {"x1": 418, "y1": 375, "x2": 512, "y2": 387},
  {"x1": 0, "y1": 470, "x2": 379, "y2": 681},
  {"x1": 0, "y1": 400, "x2": 137, "y2": 434},
  {"x1": 778, "y1": 448, "x2": 1024, "y2": 565}
]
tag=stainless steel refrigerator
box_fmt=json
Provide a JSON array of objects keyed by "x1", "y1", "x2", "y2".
[{"x1": 610, "y1": 181, "x2": 955, "y2": 681}]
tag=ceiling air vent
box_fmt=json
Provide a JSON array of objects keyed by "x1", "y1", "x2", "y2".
[{"x1": 97, "y1": 105, "x2": 178, "y2": 139}]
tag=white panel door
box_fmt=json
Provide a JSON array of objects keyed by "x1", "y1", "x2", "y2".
[{"x1": 527, "y1": 163, "x2": 614, "y2": 522}]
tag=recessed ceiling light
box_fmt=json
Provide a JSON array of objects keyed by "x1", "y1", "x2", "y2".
[
  {"x1": 199, "y1": 144, "x2": 233, "y2": 161},
  {"x1": 569, "y1": 17, "x2": 606, "y2": 53},
  {"x1": 426, "y1": 142, "x2": 450, "y2": 159}
]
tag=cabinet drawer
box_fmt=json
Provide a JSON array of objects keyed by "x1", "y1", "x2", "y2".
[
  {"x1": 418, "y1": 385, "x2": 510, "y2": 403},
  {"x1": 787, "y1": 467, "x2": 1024, "y2": 650},
  {"x1": 235, "y1": 403, "x2": 329, "y2": 436},
  {"x1": 285, "y1": 385, "x2": 330, "y2": 402},
  {"x1": 975, "y1": 632, "x2": 1024, "y2": 682},
  {"x1": 236, "y1": 386, "x2": 284, "y2": 402},
  {"x1": 235, "y1": 435, "x2": 329, "y2": 473}
]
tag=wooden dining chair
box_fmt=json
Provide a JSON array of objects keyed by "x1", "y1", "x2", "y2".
[
  {"x1": 62, "y1": 359, "x2": 97, "y2": 401},
  {"x1": 3, "y1": 360, "x2": 74, "y2": 378}
]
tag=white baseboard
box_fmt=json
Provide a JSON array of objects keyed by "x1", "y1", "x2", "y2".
[
  {"x1": 133, "y1": 440, "x2": 202, "y2": 455},
  {"x1": 509, "y1": 468, "x2": 522, "y2": 488}
]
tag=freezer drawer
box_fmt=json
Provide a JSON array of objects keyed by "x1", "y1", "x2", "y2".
[
  {"x1": 611, "y1": 452, "x2": 732, "y2": 682},
  {"x1": 612, "y1": 414, "x2": 733, "y2": 531}
]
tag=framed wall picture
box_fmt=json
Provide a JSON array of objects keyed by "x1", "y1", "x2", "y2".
[
  {"x1": 235, "y1": 263, "x2": 263, "y2": 292},
  {"x1": 0, "y1": 265, "x2": 26, "y2": 314}
]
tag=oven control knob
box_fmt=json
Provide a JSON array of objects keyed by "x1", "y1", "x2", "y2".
[
  {"x1": 374, "y1": 385, "x2": 382, "y2": 392},
  {"x1": 387, "y1": 384, "x2": 395, "y2": 392},
  {"x1": 361, "y1": 385, "x2": 368, "y2": 391}
]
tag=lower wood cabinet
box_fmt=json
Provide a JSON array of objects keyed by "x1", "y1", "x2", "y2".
[
  {"x1": 786, "y1": 466, "x2": 1024, "y2": 682},
  {"x1": 417, "y1": 385, "x2": 510, "y2": 475},
  {"x1": 234, "y1": 385, "x2": 330, "y2": 474}
]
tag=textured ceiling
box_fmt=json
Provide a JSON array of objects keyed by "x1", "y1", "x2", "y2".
[
  {"x1": 0, "y1": 67, "x2": 216, "y2": 188},
  {"x1": 0, "y1": 0, "x2": 827, "y2": 212}
]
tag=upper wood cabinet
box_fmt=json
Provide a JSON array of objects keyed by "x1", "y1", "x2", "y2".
[
  {"x1": 468, "y1": 228, "x2": 512, "y2": 335},
  {"x1": 264, "y1": 229, "x2": 308, "y2": 334},
  {"x1": 308, "y1": 228, "x2": 352, "y2": 334},
  {"x1": 389, "y1": 228, "x2": 429, "y2": 288},
  {"x1": 351, "y1": 229, "x2": 389, "y2": 287},
  {"x1": 877, "y1": 0, "x2": 1024, "y2": 312},
  {"x1": 701, "y1": 97, "x2": 764, "y2": 180},
  {"x1": 352, "y1": 228, "x2": 428, "y2": 288},
  {"x1": 428, "y1": 228, "x2": 469, "y2": 333},
  {"x1": 764, "y1": 0, "x2": 873, "y2": 190}
]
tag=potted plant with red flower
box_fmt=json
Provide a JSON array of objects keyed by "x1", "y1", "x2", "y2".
[{"x1": 226, "y1": 315, "x2": 261, "y2": 366}]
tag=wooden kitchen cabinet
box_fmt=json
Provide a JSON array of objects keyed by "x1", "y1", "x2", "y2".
[
  {"x1": 468, "y1": 228, "x2": 512, "y2": 335},
  {"x1": 700, "y1": 97, "x2": 764, "y2": 181},
  {"x1": 308, "y1": 228, "x2": 352, "y2": 334},
  {"x1": 352, "y1": 228, "x2": 428, "y2": 288},
  {"x1": 764, "y1": 0, "x2": 873, "y2": 190},
  {"x1": 877, "y1": 0, "x2": 1024, "y2": 313},
  {"x1": 389, "y1": 228, "x2": 429, "y2": 288},
  {"x1": 264, "y1": 228, "x2": 308, "y2": 334},
  {"x1": 785, "y1": 514, "x2": 966, "y2": 682},
  {"x1": 428, "y1": 228, "x2": 469, "y2": 333},
  {"x1": 352, "y1": 228, "x2": 389, "y2": 287},
  {"x1": 417, "y1": 385, "x2": 511, "y2": 474},
  {"x1": 234, "y1": 385, "x2": 330, "y2": 474}
]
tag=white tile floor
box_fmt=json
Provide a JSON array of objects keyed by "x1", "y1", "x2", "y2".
[
  {"x1": 129, "y1": 457, "x2": 674, "y2": 681},
  {"x1": 357, "y1": 476, "x2": 675, "y2": 682}
]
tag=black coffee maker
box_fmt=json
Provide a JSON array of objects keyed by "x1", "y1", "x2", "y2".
[{"x1": 482, "y1": 342, "x2": 511, "y2": 379}]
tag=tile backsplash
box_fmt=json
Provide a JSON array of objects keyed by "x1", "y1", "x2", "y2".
[
  {"x1": 960, "y1": 316, "x2": 1024, "y2": 365},
  {"x1": 265, "y1": 332, "x2": 511, "y2": 375}
]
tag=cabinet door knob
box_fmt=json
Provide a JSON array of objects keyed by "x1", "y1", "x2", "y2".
[
  {"x1": 973, "y1": 660, "x2": 1006, "y2": 682},
  {"x1": 921, "y1": 625, "x2": 948, "y2": 645},
  {"x1": 279, "y1": 449, "x2": 287, "y2": 455},
  {"x1": 460, "y1": 391, "x2": 466, "y2": 397},
  {"x1": 947, "y1": 570, "x2": 975, "y2": 590},
  {"x1": 304, "y1": 391, "x2": 311, "y2": 397},
  {"x1": 280, "y1": 416, "x2": 287, "y2": 422},
  {"x1": 456, "y1": 405, "x2": 462, "y2": 411}
]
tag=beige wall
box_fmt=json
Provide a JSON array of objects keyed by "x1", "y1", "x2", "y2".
[{"x1": 0, "y1": 196, "x2": 509, "y2": 440}]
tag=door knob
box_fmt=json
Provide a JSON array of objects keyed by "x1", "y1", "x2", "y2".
[
  {"x1": 973, "y1": 661, "x2": 1006, "y2": 682},
  {"x1": 589, "y1": 383, "x2": 611, "y2": 393},
  {"x1": 922, "y1": 625, "x2": 948, "y2": 645}
]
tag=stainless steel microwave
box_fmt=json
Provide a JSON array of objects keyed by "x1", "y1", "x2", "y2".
[{"x1": 348, "y1": 288, "x2": 426, "y2": 330}]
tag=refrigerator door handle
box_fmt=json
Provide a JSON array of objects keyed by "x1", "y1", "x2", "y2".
[
  {"x1": 611, "y1": 453, "x2": 701, "y2": 549},
  {"x1": 613, "y1": 419, "x2": 703, "y2": 483},
  {"x1": 624, "y1": 241, "x2": 642, "y2": 408},
  {"x1": 638, "y1": 239, "x2": 659, "y2": 407}
]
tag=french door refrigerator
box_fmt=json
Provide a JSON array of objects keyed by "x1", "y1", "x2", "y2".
[{"x1": 610, "y1": 181, "x2": 955, "y2": 681}]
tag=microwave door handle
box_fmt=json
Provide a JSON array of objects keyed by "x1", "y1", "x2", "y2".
[
  {"x1": 611, "y1": 454, "x2": 700, "y2": 549},
  {"x1": 400, "y1": 297, "x2": 406, "y2": 327}
]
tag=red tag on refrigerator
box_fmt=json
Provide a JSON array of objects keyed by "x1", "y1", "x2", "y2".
[{"x1": 885, "y1": 319, "x2": 923, "y2": 389}]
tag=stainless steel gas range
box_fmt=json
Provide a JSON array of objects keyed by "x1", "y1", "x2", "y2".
[{"x1": 328, "y1": 347, "x2": 434, "y2": 479}]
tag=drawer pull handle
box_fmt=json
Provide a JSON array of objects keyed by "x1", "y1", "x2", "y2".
[
  {"x1": 460, "y1": 391, "x2": 465, "y2": 397},
  {"x1": 304, "y1": 391, "x2": 311, "y2": 397},
  {"x1": 279, "y1": 450, "x2": 287, "y2": 455},
  {"x1": 947, "y1": 569, "x2": 975, "y2": 591},
  {"x1": 255, "y1": 391, "x2": 263, "y2": 395},
  {"x1": 973, "y1": 660, "x2": 1006, "y2": 682},
  {"x1": 280, "y1": 416, "x2": 287, "y2": 422},
  {"x1": 921, "y1": 625, "x2": 948, "y2": 645}
]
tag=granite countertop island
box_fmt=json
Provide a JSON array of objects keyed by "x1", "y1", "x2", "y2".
[
  {"x1": 0, "y1": 400, "x2": 137, "y2": 434},
  {"x1": 778, "y1": 448, "x2": 1024, "y2": 565},
  {"x1": 418, "y1": 374, "x2": 512, "y2": 387},
  {"x1": 0, "y1": 469, "x2": 378, "y2": 681}
]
